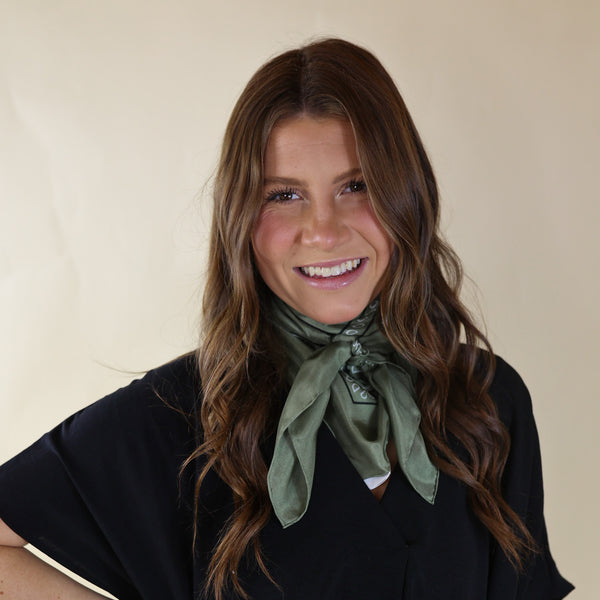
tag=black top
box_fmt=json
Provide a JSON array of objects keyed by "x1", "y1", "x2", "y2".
[{"x1": 0, "y1": 355, "x2": 573, "y2": 599}]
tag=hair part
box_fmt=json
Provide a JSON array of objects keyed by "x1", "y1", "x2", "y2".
[{"x1": 189, "y1": 37, "x2": 536, "y2": 599}]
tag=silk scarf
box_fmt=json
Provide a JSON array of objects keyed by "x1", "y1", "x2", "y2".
[{"x1": 267, "y1": 296, "x2": 439, "y2": 528}]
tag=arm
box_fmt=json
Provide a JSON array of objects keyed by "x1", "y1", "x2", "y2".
[
  {"x1": 0, "y1": 519, "x2": 111, "y2": 599},
  {"x1": 0, "y1": 358, "x2": 198, "y2": 599}
]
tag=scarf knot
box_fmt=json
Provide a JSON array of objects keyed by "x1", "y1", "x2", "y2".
[{"x1": 267, "y1": 297, "x2": 439, "y2": 528}]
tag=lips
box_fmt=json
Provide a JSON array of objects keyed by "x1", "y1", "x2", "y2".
[{"x1": 299, "y1": 258, "x2": 362, "y2": 279}]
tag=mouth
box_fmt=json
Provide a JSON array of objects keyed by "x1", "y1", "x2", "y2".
[{"x1": 298, "y1": 258, "x2": 363, "y2": 279}]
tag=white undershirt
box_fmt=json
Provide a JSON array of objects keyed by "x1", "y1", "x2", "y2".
[{"x1": 363, "y1": 471, "x2": 391, "y2": 490}]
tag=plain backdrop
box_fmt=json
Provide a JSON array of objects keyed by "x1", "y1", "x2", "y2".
[{"x1": 1, "y1": 1, "x2": 597, "y2": 597}]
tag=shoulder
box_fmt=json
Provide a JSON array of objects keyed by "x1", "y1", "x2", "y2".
[
  {"x1": 135, "y1": 352, "x2": 200, "y2": 414},
  {"x1": 487, "y1": 355, "x2": 543, "y2": 495},
  {"x1": 52, "y1": 353, "x2": 201, "y2": 453},
  {"x1": 488, "y1": 355, "x2": 535, "y2": 434},
  {"x1": 104, "y1": 352, "x2": 199, "y2": 414}
]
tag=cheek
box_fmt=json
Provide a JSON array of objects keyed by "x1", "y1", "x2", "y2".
[
  {"x1": 252, "y1": 210, "x2": 295, "y2": 253},
  {"x1": 252, "y1": 210, "x2": 296, "y2": 268},
  {"x1": 359, "y1": 204, "x2": 394, "y2": 257}
]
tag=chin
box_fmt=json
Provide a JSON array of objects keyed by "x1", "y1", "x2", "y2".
[{"x1": 304, "y1": 304, "x2": 368, "y2": 325}]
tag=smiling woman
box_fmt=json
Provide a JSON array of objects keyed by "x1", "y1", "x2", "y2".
[
  {"x1": 0, "y1": 38, "x2": 573, "y2": 600},
  {"x1": 252, "y1": 116, "x2": 393, "y2": 324}
]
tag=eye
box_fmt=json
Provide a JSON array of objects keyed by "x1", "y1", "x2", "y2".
[
  {"x1": 343, "y1": 179, "x2": 367, "y2": 194},
  {"x1": 264, "y1": 187, "x2": 301, "y2": 203}
]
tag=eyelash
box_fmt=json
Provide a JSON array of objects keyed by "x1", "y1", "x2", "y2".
[
  {"x1": 264, "y1": 187, "x2": 299, "y2": 204},
  {"x1": 264, "y1": 179, "x2": 367, "y2": 203}
]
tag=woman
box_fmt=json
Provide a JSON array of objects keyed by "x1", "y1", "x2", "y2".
[{"x1": 0, "y1": 38, "x2": 573, "y2": 599}]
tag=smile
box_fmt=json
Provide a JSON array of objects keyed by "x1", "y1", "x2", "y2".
[{"x1": 299, "y1": 259, "x2": 362, "y2": 278}]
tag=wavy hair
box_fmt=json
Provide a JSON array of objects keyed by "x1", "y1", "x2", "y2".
[{"x1": 187, "y1": 38, "x2": 535, "y2": 599}]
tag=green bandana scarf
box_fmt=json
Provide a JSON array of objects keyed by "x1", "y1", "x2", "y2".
[{"x1": 267, "y1": 296, "x2": 439, "y2": 528}]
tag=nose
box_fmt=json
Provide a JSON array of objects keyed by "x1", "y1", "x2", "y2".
[{"x1": 300, "y1": 198, "x2": 349, "y2": 250}]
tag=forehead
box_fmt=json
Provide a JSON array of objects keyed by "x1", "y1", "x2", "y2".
[{"x1": 264, "y1": 116, "x2": 359, "y2": 172}]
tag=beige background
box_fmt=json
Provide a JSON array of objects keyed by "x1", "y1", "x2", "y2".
[{"x1": 1, "y1": 1, "x2": 597, "y2": 597}]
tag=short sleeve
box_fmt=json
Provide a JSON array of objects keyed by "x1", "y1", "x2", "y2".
[
  {"x1": 0, "y1": 356, "x2": 199, "y2": 600},
  {"x1": 487, "y1": 357, "x2": 574, "y2": 599}
]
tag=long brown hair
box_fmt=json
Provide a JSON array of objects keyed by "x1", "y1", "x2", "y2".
[{"x1": 188, "y1": 38, "x2": 535, "y2": 599}]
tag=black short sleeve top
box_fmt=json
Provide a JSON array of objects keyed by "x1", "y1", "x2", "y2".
[{"x1": 0, "y1": 355, "x2": 574, "y2": 599}]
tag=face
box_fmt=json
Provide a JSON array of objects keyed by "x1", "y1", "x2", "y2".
[{"x1": 251, "y1": 115, "x2": 393, "y2": 324}]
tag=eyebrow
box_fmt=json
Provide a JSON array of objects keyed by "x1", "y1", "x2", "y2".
[{"x1": 263, "y1": 167, "x2": 363, "y2": 187}]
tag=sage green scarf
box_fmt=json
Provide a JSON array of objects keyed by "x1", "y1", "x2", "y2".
[{"x1": 267, "y1": 296, "x2": 439, "y2": 528}]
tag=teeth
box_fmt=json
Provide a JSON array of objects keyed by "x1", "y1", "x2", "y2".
[{"x1": 300, "y1": 259, "x2": 361, "y2": 278}]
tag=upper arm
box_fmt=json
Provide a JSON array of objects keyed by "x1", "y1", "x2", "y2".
[{"x1": 0, "y1": 517, "x2": 27, "y2": 547}]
